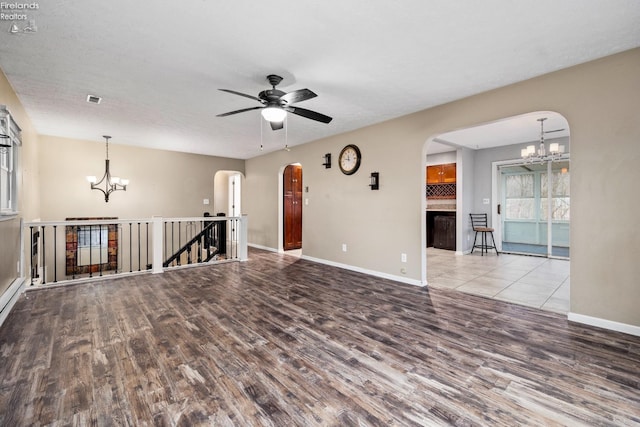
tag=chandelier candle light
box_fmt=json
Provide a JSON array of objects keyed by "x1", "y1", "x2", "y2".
[
  {"x1": 521, "y1": 117, "x2": 565, "y2": 163},
  {"x1": 86, "y1": 135, "x2": 129, "y2": 202}
]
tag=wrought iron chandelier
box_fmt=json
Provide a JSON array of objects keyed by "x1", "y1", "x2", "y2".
[
  {"x1": 521, "y1": 118, "x2": 566, "y2": 163},
  {"x1": 86, "y1": 135, "x2": 129, "y2": 202}
]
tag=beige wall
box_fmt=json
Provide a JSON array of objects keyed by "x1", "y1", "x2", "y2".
[
  {"x1": 245, "y1": 48, "x2": 640, "y2": 327},
  {"x1": 0, "y1": 69, "x2": 39, "y2": 296},
  {"x1": 37, "y1": 136, "x2": 244, "y2": 220}
]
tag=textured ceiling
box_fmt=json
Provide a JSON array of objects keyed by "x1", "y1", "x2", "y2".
[{"x1": 0, "y1": 1, "x2": 638, "y2": 159}]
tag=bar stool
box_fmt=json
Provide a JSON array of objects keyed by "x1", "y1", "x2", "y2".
[{"x1": 470, "y1": 213, "x2": 499, "y2": 256}]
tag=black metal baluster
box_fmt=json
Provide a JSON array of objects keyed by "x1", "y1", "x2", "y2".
[
  {"x1": 232, "y1": 218, "x2": 236, "y2": 259},
  {"x1": 236, "y1": 218, "x2": 239, "y2": 260},
  {"x1": 42, "y1": 226, "x2": 46, "y2": 284},
  {"x1": 178, "y1": 222, "x2": 182, "y2": 266},
  {"x1": 29, "y1": 226, "x2": 34, "y2": 285},
  {"x1": 146, "y1": 222, "x2": 149, "y2": 270},
  {"x1": 129, "y1": 222, "x2": 133, "y2": 273},
  {"x1": 116, "y1": 224, "x2": 121, "y2": 274},
  {"x1": 72, "y1": 226, "x2": 76, "y2": 280},
  {"x1": 53, "y1": 225, "x2": 57, "y2": 282},
  {"x1": 99, "y1": 224, "x2": 103, "y2": 277},
  {"x1": 137, "y1": 222, "x2": 141, "y2": 271},
  {"x1": 206, "y1": 227, "x2": 211, "y2": 261},
  {"x1": 89, "y1": 225, "x2": 93, "y2": 278}
]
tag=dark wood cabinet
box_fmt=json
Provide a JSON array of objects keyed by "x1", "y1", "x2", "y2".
[
  {"x1": 433, "y1": 216, "x2": 456, "y2": 250},
  {"x1": 427, "y1": 211, "x2": 456, "y2": 251}
]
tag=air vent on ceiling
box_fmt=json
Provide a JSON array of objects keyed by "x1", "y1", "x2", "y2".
[{"x1": 86, "y1": 94, "x2": 102, "y2": 104}]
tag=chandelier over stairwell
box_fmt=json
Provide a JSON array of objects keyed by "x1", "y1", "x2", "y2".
[
  {"x1": 521, "y1": 118, "x2": 566, "y2": 163},
  {"x1": 86, "y1": 135, "x2": 129, "y2": 202}
]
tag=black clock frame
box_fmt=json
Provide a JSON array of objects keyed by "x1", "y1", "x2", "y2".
[{"x1": 339, "y1": 144, "x2": 362, "y2": 175}]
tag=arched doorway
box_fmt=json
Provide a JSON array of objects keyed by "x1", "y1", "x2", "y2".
[
  {"x1": 283, "y1": 164, "x2": 303, "y2": 251},
  {"x1": 422, "y1": 111, "x2": 571, "y2": 312},
  {"x1": 213, "y1": 171, "x2": 244, "y2": 217}
]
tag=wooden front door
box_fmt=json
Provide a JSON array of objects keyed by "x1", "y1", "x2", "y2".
[{"x1": 283, "y1": 164, "x2": 303, "y2": 250}]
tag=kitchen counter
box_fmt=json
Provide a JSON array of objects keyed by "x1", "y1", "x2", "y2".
[{"x1": 427, "y1": 203, "x2": 456, "y2": 212}]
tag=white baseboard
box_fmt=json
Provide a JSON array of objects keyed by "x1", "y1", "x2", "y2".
[
  {"x1": 0, "y1": 277, "x2": 26, "y2": 328},
  {"x1": 568, "y1": 312, "x2": 640, "y2": 337},
  {"x1": 247, "y1": 243, "x2": 279, "y2": 253},
  {"x1": 301, "y1": 255, "x2": 425, "y2": 287},
  {"x1": 247, "y1": 243, "x2": 424, "y2": 286}
]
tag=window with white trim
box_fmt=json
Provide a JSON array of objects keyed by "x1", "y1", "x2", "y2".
[{"x1": 0, "y1": 106, "x2": 21, "y2": 215}]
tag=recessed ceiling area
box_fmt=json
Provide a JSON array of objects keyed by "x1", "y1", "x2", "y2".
[
  {"x1": 0, "y1": 1, "x2": 638, "y2": 159},
  {"x1": 428, "y1": 111, "x2": 569, "y2": 154}
]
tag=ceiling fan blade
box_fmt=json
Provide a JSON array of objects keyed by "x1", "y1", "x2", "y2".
[
  {"x1": 270, "y1": 121, "x2": 284, "y2": 131},
  {"x1": 218, "y1": 89, "x2": 264, "y2": 103},
  {"x1": 287, "y1": 106, "x2": 333, "y2": 123},
  {"x1": 216, "y1": 106, "x2": 263, "y2": 117},
  {"x1": 544, "y1": 128, "x2": 565, "y2": 134},
  {"x1": 280, "y1": 88, "x2": 317, "y2": 105}
]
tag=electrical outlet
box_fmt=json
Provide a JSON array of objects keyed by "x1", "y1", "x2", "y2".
[
  {"x1": 483, "y1": 198, "x2": 490, "y2": 205},
  {"x1": 342, "y1": 244, "x2": 347, "y2": 252},
  {"x1": 401, "y1": 253, "x2": 407, "y2": 263},
  {"x1": 203, "y1": 198, "x2": 210, "y2": 205}
]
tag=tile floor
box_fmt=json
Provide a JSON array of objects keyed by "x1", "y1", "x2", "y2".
[{"x1": 426, "y1": 247, "x2": 570, "y2": 313}]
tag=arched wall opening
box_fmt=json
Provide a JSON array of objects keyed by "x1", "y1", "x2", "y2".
[
  {"x1": 421, "y1": 111, "x2": 571, "y2": 289},
  {"x1": 213, "y1": 170, "x2": 245, "y2": 217}
]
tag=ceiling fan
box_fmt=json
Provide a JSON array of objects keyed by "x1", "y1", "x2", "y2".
[{"x1": 217, "y1": 75, "x2": 333, "y2": 130}]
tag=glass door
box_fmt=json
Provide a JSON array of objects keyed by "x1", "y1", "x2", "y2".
[
  {"x1": 499, "y1": 159, "x2": 570, "y2": 258},
  {"x1": 545, "y1": 160, "x2": 570, "y2": 257}
]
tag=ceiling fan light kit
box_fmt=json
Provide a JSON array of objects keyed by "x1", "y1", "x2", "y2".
[
  {"x1": 261, "y1": 106, "x2": 286, "y2": 122},
  {"x1": 217, "y1": 74, "x2": 332, "y2": 131}
]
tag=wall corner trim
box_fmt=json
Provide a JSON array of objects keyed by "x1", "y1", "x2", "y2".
[{"x1": 567, "y1": 312, "x2": 640, "y2": 337}]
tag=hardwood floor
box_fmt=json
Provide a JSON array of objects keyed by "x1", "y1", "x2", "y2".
[{"x1": 1, "y1": 248, "x2": 639, "y2": 426}]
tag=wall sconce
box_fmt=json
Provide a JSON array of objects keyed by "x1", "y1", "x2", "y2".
[
  {"x1": 369, "y1": 172, "x2": 379, "y2": 190},
  {"x1": 322, "y1": 153, "x2": 331, "y2": 168}
]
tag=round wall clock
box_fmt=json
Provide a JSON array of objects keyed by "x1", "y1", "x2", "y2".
[{"x1": 338, "y1": 144, "x2": 361, "y2": 175}]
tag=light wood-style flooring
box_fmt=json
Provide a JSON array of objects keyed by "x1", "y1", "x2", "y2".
[{"x1": 0, "y1": 248, "x2": 638, "y2": 426}]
